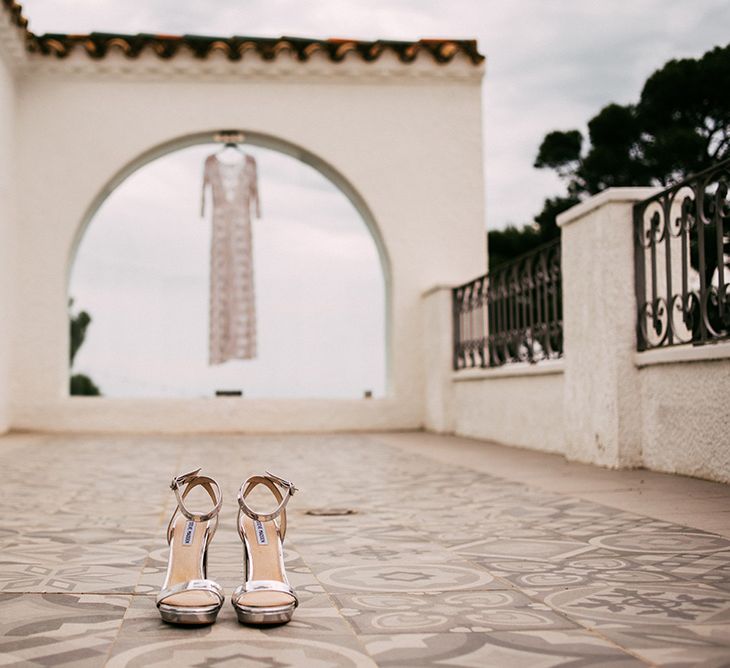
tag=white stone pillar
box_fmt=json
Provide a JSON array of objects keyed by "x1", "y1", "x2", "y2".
[
  {"x1": 421, "y1": 285, "x2": 455, "y2": 433},
  {"x1": 557, "y1": 187, "x2": 658, "y2": 468},
  {"x1": 0, "y1": 54, "x2": 16, "y2": 434}
]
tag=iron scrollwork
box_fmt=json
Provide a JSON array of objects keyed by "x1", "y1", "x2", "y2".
[
  {"x1": 452, "y1": 240, "x2": 563, "y2": 370},
  {"x1": 634, "y1": 159, "x2": 730, "y2": 351}
]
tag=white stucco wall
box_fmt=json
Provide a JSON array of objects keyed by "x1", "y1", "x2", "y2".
[
  {"x1": 5, "y1": 50, "x2": 486, "y2": 432},
  {"x1": 421, "y1": 286, "x2": 565, "y2": 452},
  {"x1": 637, "y1": 349, "x2": 730, "y2": 483},
  {"x1": 558, "y1": 189, "x2": 657, "y2": 468},
  {"x1": 0, "y1": 47, "x2": 16, "y2": 434},
  {"x1": 422, "y1": 286, "x2": 455, "y2": 433},
  {"x1": 428, "y1": 189, "x2": 730, "y2": 483},
  {"x1": 450, "y1": 366, "x2": 565, "y2": 452},
  {"x1": 557, "y1": 189, "x2": 730, "y2": 481}
]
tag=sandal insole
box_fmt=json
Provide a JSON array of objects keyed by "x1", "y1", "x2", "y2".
[
  {"x1": 161, "y1": 515, "x2": 219, "y2": 608},
  {"x1": 238, "y1": 516, "x2": 295, "y2": 608}
]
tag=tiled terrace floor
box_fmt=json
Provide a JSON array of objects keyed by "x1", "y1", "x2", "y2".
[{"x1": 1, "y1": 431, "x2": 730, "y2": 667}]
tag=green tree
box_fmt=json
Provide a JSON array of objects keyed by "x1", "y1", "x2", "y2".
[
  {"x1": 489, "y1": 42, "x2": 730, "y2": 266},
  {"x1": 69, "y1": 299, "x2": 101, "y2": 396}
]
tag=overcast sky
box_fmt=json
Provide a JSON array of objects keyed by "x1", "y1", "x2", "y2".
[
  {"x1": 70, "y1": 145, "x2": 386, "y2": 398},
  {"x1": 23, "y1": 1, "x2": 730, "y2": 398},
  {"x1": 22, "y1": 0, "x2": 730, "y2": 230}
]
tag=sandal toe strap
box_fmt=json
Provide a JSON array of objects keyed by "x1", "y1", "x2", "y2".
[
  {"x1": 232, "y1": 580, "x2": 298, "y2": 607},
  {"x1": 156, "y1": 579, "x2": 224, "y2": 607}
]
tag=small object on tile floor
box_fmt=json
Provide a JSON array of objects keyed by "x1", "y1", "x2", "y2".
[{"x1": 306, "y1": 508, "x2": 358, "y2": 516}]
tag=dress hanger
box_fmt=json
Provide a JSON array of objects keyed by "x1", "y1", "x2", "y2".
[
  {"x1": 213, "y1": 132, "x2": 247, "y2": 164},
  {"x1": 216, "y1": 142, "x2": 246, "y2": 166},
  {"x1": 218, "y1": 141, "x2": 243, "y2": 154}
]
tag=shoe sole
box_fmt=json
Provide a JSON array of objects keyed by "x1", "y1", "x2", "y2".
[
  {"x1": 158, "y1": 603, "x2": 222, "y2": 625},
  {"x1": 232, "y1": 602, "x2": 296, "y2": 626}
]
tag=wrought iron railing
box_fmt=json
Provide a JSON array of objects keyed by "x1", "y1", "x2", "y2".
[
  {"x1": 453, "y1": 239, "x2": 562, "y2": 370},
  {"x1": 634, "y1": 159, "x2": 730, "y2": 351}
]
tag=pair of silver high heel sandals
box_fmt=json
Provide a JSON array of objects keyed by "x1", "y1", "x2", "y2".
[{"x1": 156, "y1": 469, "x2": 298, "y2": 626}]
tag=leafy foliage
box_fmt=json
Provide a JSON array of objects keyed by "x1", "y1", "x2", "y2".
[
  {"x1": 70, "y1": 373, "x2": 101, "y2": 396},
  {"x1": 69, "y1": 299, "x2": 101, "y2": 396},
  {"x1": 489, "y1": 43, "x2": 730, "y2": 266}
]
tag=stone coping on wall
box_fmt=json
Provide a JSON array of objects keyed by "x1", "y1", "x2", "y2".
[
  {"x1": 453, "y1": 358, "x2": 564, "y2": 382},
  {"x1": 556, "y1": 187, "x2": 661, "y2": 228},
  {"x1": 635, "y1": 342, "x2": 730, "y2": 367}
]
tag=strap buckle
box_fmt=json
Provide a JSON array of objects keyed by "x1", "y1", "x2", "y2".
[
  {"x1": 237, "y1": 472, "x2": 299, "y2": 536},
  {"x1": 170, "y1": 468, "x2": 202, "y2": 491},
  {"x1": 265, "y1": 471, "x2": 299, "y2": 495},
  {"x1": 166, "y1": 469, "x2": 222, "y2": 540}
]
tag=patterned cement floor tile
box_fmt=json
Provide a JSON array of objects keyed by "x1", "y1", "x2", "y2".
[
  {"x1": 421, "y1": 524, "x2": 558, "y2": 548},
  {"x1": 2, "y1": 432, "x2": 730, "y2": 664},
  {"x1": 0, "y1": 532, "x2": 152, "y2": 568},
  {"x1": 0, "y1": 593, "x2": 130, "y2": 667},
  {"x1": 333, "y1": 590, "x2": 579, "y2": 634},
  {"x1": 314, "y1": 562, "x2": 502, "y2": 594},
  {"x1": 482, "y1": 554, "x2": 688, "y2": 589},
  {"x1": 587, "y1": 624, "x2": 730, "y2": 667},
  {"x1": 0, "y1": 563, "x2": 143, "y2": 594},
  {"x1": 299, "y1": 537, "x2": 458, "y2": 568},
  {"x1": 295, "y1": 522, "x2": 429, "y2": 546},
  {"x1": 531, "y1": 582, "x2": 730, "y2": 626},
  {"x1": 107, "y1": 635, "x2": 377, "y2": 668},
  {"x1": 635, "y1": 551, "x2": 730, "y2": 591},
  {"x1": 532, "y1": 512, "x2": 665, "y2": 541},
  {"x1": 361, "y1": 630, "x2": 645, "y2": 667},
  {"x1": 450, "y1": 536, "x2": 597, "y2": 561},
  {"x1": 588, "y1": 530, "x2": 730, "y2": 555}
]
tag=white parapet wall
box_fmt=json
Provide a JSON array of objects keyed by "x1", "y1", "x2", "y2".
[
  {"x1": 425, "y1": 187, "x2": 730, "y2": 483},
  {"x1": 0, "y1": 40, "x2": 17, "y2": 434},
  {"x1": 0, "y1": 17, "x2": 487, "y2": 433},
  {"x1": 636, "y1": 346, "x2": 730, "y2": 483},
  {"x1": 421, "y1": 286, "x2": 565, "y2": 453},
  {"x1": 558, "y1": 188, "x2": 657, "y2": 469},
  {"x1": 450, "y1": 364, "x2": 565, "y2": 453},
  {"x1": 558, "y1": 188, "x2": 730, "y2": 481}
]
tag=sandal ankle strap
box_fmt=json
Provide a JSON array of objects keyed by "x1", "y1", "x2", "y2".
[
  {"x1": 167, "y1": 469, "x2": 222, "y2": 544},
  {"x1": 237, "y1": 471, "x2": 298, "y2": 541}
]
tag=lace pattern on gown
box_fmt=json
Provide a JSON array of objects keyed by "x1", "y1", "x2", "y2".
[{"x1": 201, "y1": 152, "x2": 261, "y2": 365}]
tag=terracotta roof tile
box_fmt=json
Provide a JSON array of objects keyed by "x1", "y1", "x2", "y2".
[
  {"x1": 2, "y1": 0, "x2": 27, "y2": 30},
  {"x1": 2, "y1": 1, "x2": 484, "y2": 66},
  {"x1": 28, "y1": 32, "x2": 483, "y2": 65}
]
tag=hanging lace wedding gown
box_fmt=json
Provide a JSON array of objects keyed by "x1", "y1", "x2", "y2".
[{"x1": 201, "y1": 151, "x2": 261, "y2": 365}]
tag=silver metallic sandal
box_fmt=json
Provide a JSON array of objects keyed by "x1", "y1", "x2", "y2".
[
  {"x1": 231, "y1": 472, "x2": 299, "y2": 625},
  {"x1": 156, "y1": 469, "x2": 225, "y2": 625}
]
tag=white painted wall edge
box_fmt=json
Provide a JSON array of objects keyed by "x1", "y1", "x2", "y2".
[
  {"x1": 421, "y1": 284, "x2": 455, "y2": 298},
  {"x1": 556, "y1": 187, "x2": 661, "y2": 228},
  {"x1": 10, "y1": 397, "x2": 420, "y2": 433},
  {"x1": 635, "y1": 342, "x2": 730, "y2": 367},
  {"x1": 453, "y1": 359, "x2": 564, "y2": 382}
]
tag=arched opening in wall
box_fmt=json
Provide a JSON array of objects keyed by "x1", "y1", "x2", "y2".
[{"x1": 68, "y1": 133, "x2": 388, "y2": 399}]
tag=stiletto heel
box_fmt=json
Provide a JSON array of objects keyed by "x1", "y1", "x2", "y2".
[
  {"x1": 231, "y1": 471, "x2": 299, "y2": 625},
  {"x1": 156, "y1": 469, "x2": 225, "y2": 625}
]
